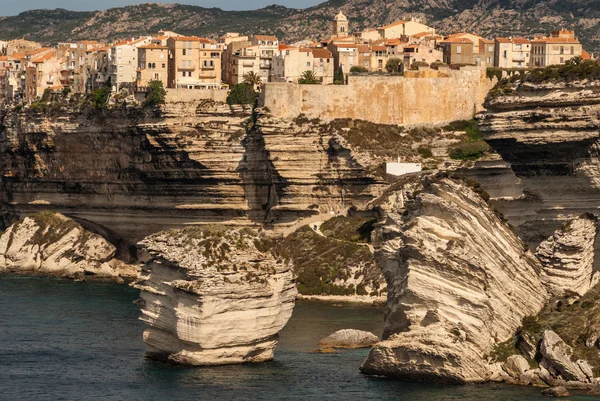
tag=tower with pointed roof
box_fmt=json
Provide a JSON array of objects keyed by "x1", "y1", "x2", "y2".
[{"x1": 331, "y1": 11, "x2": 349, "y2": 39}]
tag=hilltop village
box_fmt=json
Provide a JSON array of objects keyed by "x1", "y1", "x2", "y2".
[{"x1": 0, "y1": 11, "x2": 591, "y2": 104}]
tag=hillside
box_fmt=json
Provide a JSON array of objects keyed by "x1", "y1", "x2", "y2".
[{"x1": 0, "y1": 0, "x2": 598, "y2": 54}]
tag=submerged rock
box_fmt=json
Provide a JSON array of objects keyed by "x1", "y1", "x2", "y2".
[
  {"x1": 361, "y1": 177, "x2": 549, "y2": 383},
  {"x1": 536, "y1": 215, "x2": 598, "y2": 297},
  {"x1": 541, "y1": 386, "x2": 569, "y2": 397},
  {"x1": 318, "y1": 329, "x2": 379, "y2": 349},
  {"x1": 135, "y1": 226, "x2": 296, "y2": 366},
  {"x1": 0, "y1": 212, "x2": 137, "y2": 280}
]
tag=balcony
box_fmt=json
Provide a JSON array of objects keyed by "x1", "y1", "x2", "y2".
[
  {"x1": 201, "y1": 65, "x2": 215, "y2": 70},
  {"x1": 178, "y1": 65, "x2": 196, "y2": 71},
  {"x1": 259, "y1": 64, "x2": 271, "y2": 69},
  {"x1": 242, "y1": 62, "x2": 254, "y2": 67}
]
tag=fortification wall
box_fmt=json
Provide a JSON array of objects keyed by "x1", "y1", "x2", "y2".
[
  {"x1": 166, "y1": 88, "x2": 228, "y2": 103},
  {"x1": 260, "y1": 67, "x2": 495, "y2": 126}
]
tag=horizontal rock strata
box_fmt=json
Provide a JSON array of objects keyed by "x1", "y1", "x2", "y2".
[
  {"x1": 0, "y1": 212, "x2": 136, "y2": 280},
  {"x1": 0, "y1": 102, "x2": 384, "y2": 241},
  {"x1": 361, "y1": 177, "x2": 549, "y2": 383},
  {"x1": 135, "y1": 226, "x2": 296, "y2": 366}
]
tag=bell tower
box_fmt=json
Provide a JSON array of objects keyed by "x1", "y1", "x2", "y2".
[{"x1": 332, "y1": 11, "x2": 349, "y2": 38}]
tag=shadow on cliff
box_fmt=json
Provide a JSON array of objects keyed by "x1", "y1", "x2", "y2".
[{"x1": 237, "y1": 123, "x2": 290, "y2": 226}]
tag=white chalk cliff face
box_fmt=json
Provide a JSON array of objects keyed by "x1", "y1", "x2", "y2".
[
  {"x1": 135, "y1": 226, "x2": 296, "y2": 366},
  {"x1": 0, "y1": 212, "x2": 136, "y2": 280},
  {"x1": 536, "y1": 214, "x2": 599, "y2": 297},
  {"x1": 361, "y1": 177, "x2": 549, "y2": 383}
]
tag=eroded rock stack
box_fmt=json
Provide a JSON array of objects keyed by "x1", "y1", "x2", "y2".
[
  {"x1": 361, "y1": 177, "x2": 549, "y2": 383},
  {"x1": 135, "y1": 226, "x2": 296, "y2": 366},
  {"x1": 536, "y1": 214, "x2": 599, "y2": 297},
  {"x1": 0, "y1": 212, "x2": 136, "y2": 280}
]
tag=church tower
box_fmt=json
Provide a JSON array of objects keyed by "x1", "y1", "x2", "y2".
[{"x1": 331, "y1": 11, "x2": 349, "y2": 38}]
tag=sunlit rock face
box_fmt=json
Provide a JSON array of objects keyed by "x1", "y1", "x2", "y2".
[
  {"x1": 0, "y1": 102, "x2": 383, "y2": 241},
  {"x1": 135, "y1": 226, "x2": 296, "y2": 366},
  {"x1": 361, "y1": 177, "x2": 549, "y2": 383}
]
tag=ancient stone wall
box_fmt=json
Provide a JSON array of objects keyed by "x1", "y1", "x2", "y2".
[{"x1": 260, "y1": 67, "x2": 495, "y2": 126}]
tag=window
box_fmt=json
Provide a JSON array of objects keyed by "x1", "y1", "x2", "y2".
[
  {"x1": 456, "y1": 45, "x2": 462, "y2": 54},
  {"x1": 560, "y1": 46, "x2": 564, "y2": 54},
  {"x1": 187, "y1": 60, "x2": 192, "y2": 67},
  {"x1": 285, "y1": 50, "x2": 289, "y2": 56},
  {"x1": 182, "y1": 71, "x2": 186, "y2": 77},
  {"x1": 503, "y1": 50, "x2": 507, "y2": 58},
  {"x1": 160, "y1": 53, "x2": 164, "y2": 59},
  {"x1": 162, "y1": 63, "x2": 166, "y2": 68},
  {"x1": 571, "y1": 46, "x2": 575, "y2": 55},
  {"x1": 306, "y1": 61, "x2": 311, "y2": 67},
  {"x1": 154, "y1": 73, "x2": 159, "y2": 80},
  {"x1": 488, "y1": 46, "x2": 493, "y2": 52}
]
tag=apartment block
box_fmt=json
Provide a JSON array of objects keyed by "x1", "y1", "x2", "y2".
[
  {"x1": 137, "y1": 44, "x2": 169, "y2": 88},
  {"x1": 531, "y1": 29, "x2": 583, "y2": 67},
  {"x1": 495, "y1": 37, "x2": 531, "y2": 68},
  {"x1": 167, "y1": 36, "x2": 223, "y2": 89}
]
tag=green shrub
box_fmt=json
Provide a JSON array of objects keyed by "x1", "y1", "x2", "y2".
[
  {"x1": 450, "y1": 140, "x2": 490, "y2": 160},
  {"x1": 350, "y1": 66, "x2": 368, "y2": 73},
  {"x1": 143, "y1": 79, "x2": 166, "y2": 108},
  {"x1": 417, "y1": 145, "x2": 433, "y2": 158},
  {"x1": 226, "y1": 83, "x2": 257, "y2": 105},
  {"x1": 89, "y1": 85, "x2": 111, "y2": 109},
  {"x1": 386, "y1": 58, "x2": 402, "y2": 73},
  {"x1": 411, "y1": 61, "x2": 429, "y2": 70}
]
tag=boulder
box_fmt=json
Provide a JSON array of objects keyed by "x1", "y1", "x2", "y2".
[
  {"x1": 518, "y1": 332, "x2": 538, "y2": 360},
  {"x1": 503, "y1": 355, "x2": 530, "y2": 380},
  {"x1": 318, "y1": 329, "x2": 379, "y2": 349},
  {"x1": 135, "y1": 226, "x2": 296, "y2": 366},
  {"x1": 536, "y1": 215, "x2": 599, "y2": 297},
  {"x1": 540, "y1": 330, "x2": 591, "y2": 382},
  {"x1": 541, "y1": 386, "x2": 569, "y2": 397},
  {"x1": 360, "y1": 178, "x2": 549, "y2": 383}
]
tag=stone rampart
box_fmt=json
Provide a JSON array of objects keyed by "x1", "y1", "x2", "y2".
[{"x1": 260, "y1": 67, "x2": 495, "y2": 126}]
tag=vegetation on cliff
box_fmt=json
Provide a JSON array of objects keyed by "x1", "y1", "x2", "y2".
[
  {"x1": 272, "y1": 221, "x2": 384, "y2": 297},
  {"x1": 525, "y1": 58, "x2": 600, "y2": 84},
  {"x1": 447, "y1": 120, "x2": 490, "y2": 161},
  {"x1": 227, "y1": 84, "x2": 258, "y2": 105}
]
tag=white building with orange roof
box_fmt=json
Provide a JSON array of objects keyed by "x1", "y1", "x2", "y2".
[
  {"x1": 271, "y1": 45, "x2": 334, "y2": 84},
  {"x1": 530, "y1": 29, "x2": 583, "y2": 67},
  {"x1": 109, "y1": 37, "x2": 152, "y2": 91},
  {"x1": 495, "y1": 37, "x2": 531, "y2": 68}
]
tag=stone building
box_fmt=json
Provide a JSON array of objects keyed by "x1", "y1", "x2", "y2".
[
  {"x1": 222, "y1": 35, "x2": 278, "y2": 86},
  {"x1": 530, "y1": 29, "x2": 583, "y2": 67},
  {"x1": 439, "y1": 38, "x2": 474, "y2": 65},
  {"x1": 332, "y1": 12, "x2": 349, "y2": 39}
]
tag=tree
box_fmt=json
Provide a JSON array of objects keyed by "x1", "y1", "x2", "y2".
[
  {"x1": 386, "y1": 58, "x2": 402, "y2": 73},
  {"x1": 227, "y1": 83, "x2": 258, "y2": 105},
  {"x1": 350, "y1": 66, "x2": 368, "y2": 73},
  {"x1": 143, "y1": 80, "x2": 167, "y2": 108},
  {"x1": 243, "y1": 71, "x2": 262, "y2": 90},
  {"x1": 410, "y1": 61, "x2": 429, "y2": 70},
  {"x1": 298, "y1": 70, "x2": 319, "y2": 84},
  {"x1": 89, "y1": 85, "x2": 111, "y2": 109},
  {"x1": 334, "y1": 66, "x2": 345, "y2": 84}
]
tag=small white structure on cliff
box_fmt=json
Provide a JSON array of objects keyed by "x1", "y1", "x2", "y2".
[{"x1": 385, "y1": 160, "x2": 422, "y2": 177}]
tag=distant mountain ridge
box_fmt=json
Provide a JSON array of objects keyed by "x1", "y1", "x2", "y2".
[{"x1": 0, "y1": 0, "x2": 598, "y2": 54}]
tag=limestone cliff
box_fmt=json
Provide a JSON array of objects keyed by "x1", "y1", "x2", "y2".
[
  {"x1": 0, "y1": 101, "x2": 384, "y2": 241},
  {"x1": 0, "y1": 211, "x2": 137, "y2": 280},
  {"x1": 536, "y1": 214, "x2": 599, "y2": 297},
  {"x1": 360, "y1": 177, "x2": 549, "y2": 383},
  {"x1": 479, "y1": 80, "x2": 600, "y2": 252},
  {"x1": 135, "y1": 226, "x2": 296, "y2": 366}
]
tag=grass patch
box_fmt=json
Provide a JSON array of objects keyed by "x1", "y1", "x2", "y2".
[
  {"x1": 445, "y1": 119, "x2": 489, "y2": 161},
  {"x1": 319, "y1": 216, "x2": 376, "y2": 243}
]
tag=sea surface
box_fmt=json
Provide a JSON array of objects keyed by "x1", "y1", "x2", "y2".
[{"x1": 0, "y1": 276, "x2": 596, "y2": 401}]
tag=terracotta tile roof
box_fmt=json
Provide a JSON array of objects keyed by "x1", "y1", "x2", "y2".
[
  {"x1": 479, "y1": 38, "x2": 495, "y2": 44},
  {"x1": 532, "y1": 37, "x2": 580, "y2": 44},
  {"x1": 138, "y1": 44, "x2": 169, "y2": 50},
  {"x1": 311, "y1": 48, "x2": 332, "y2": 59},
  {"x1": 278, "y1": 44, "x2": 295, "y2": 51},
  {"x1": 582, "y1": 50, "x2": 591, "y2": 60},
  {"x1": 0, "y1": 56, "x2": 7, "y2": 61},
  {"x1": 9, "y1": 53, "x2": 25, "y2": 60},
  {"x1": 381, "y1": 20, "x2": 411, "y2": 30},
  {"x1": 254, "y1": 35, "x2": 277, "y2": 41},
  {"x1": 357, "y1": 45, "x2": 371, "y2": 53},
  {"x1": 512, "y1": 37, "x2": 531, "y2": 44},
  {"x1": 335, "y1": 43, "x2": 357, "y2": 49},
  {"x1": 371, "y1": 45, "x2": 387, "y2": 51},
  {"x1": 152, "y1": 35, "x2": 169, "y2": 40},
  {"x1": 495, "y1": 37, "x2": 512, "y2": 43},
  {"x1": 440, "y1": 38, "x2": 473, "y2": 44},
  {"x1": 412, "y1": 31, "x2": 432, "y2": 38},
  {"x1": 32, "y1": 51, "x2": 55, "y2": 63}
]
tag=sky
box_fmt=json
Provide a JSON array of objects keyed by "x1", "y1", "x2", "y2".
[{"x1": 1, "y1": 0, "x2": 324, "y2": 16}]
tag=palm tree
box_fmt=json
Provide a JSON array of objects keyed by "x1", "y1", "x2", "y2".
[
  {"x1": 243, "y1": 71, "x2": 262, "y2": 90},
  {"x1": 298, "y1": 70, "x2": 319, "y2": 85}
]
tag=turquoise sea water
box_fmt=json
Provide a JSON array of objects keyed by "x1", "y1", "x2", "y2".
[{"x1": 0, "y1": 276, "x2": 596, "y2": 401}]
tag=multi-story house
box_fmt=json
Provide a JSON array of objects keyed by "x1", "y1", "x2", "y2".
[
  {"x1": 167, "y1": 36, "x2": 223, "y2": 89},
  {"x1": 439, "y1": 37, "x2": 475, "y2": 65},
  {"x1": 327, "y1": 42, "x2": 358, "y2": 76},
  {"x1": 6, "y1": 39, "x2": 41, "y2": 57},
  {"x1": 250, "y1": 35, "x2": 278, "y2": 83},
  {"x1": 530, "y1": 29, "x2": 583, "y2": 67},
  {"x1": 377, "y1": 18, "x2": 435, "y2": 40},
  {"x1": 136, "y1": 44, "x2": 169, "y2": 88},
  {"x1": 109, "y1": 37, "x2": 151, "y2": 92},
  {"x1": 223, "y1": 35, "x2": 278, "y2": 86},
  {"x1": 494, "y1": 37, "x2": 531, "y2": 68},
  {"x1": 271, "y1": 45, "x2": 334, "y2": 83}
]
